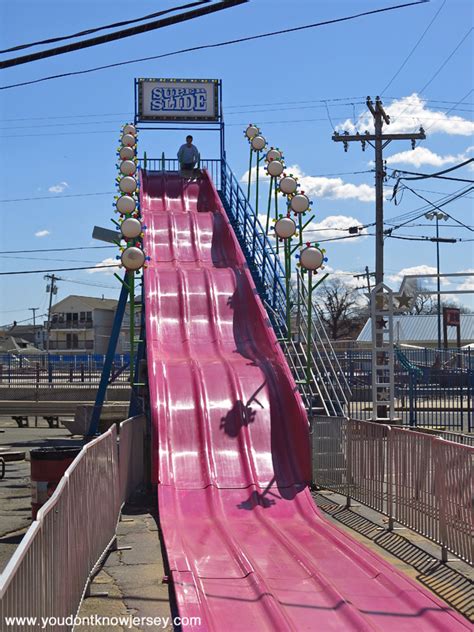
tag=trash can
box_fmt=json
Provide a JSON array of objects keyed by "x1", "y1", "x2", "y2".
[{"x1": 30, "y1": 447, "x2": 81, "y2": 519}]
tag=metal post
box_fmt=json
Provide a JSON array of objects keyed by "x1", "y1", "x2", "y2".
[
  {"x1": 274, "y1": 178, "x2": 279, "y2": 256},
  {"x1": 265, "y1": 176, "x2": 274, "y2": 235},
  {"x1": 306, "y1": 271, "x2": 314, "y2": 384},
  {"x1": 247, "y1": 146, "x2": 253, "y2": 201},
  {"x1": 285, "y1": 238, "x2": 291, "y2": 340},
  {"x1": 436, "y1": 216, "x2": 442, "y2": 349},
  {"x1": 87, "y1": 276, "x2": 129, "y2": 437},
  {"x1": 129, "y1": 271, "x2": 135, "y2": 385}
]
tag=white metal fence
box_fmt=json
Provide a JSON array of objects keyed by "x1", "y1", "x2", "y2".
[
  {"x1": 0, "y1": 415, "x2": 146, "y2": 631},
  {"x1": 312, "y1": 416, "x2": 473, "y2": 564}
]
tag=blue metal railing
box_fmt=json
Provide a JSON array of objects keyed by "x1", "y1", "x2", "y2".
[{"x1": 219, "y1": 160, "x2": 351, "y2": 417}]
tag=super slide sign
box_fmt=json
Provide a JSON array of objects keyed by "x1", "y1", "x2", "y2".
[{"x1": 136, "y1": 78, "x2": 220, "y2": 122}]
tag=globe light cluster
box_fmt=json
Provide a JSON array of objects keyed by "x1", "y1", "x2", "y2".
[
  {"x1": 296, "y1": 243, "x2": 328, "y2": 273},
  {"x1": 113, "y1": 123, "x2": 149, "y2": 272},
  {"x1": 244, "y1": 123, "x2": 267, "y2": 153}
]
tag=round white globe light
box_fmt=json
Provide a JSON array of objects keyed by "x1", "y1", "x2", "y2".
[
  {"x1": 274, "y1": 217, "x2": 297, "y2": 240},
  {"x1": 300, "y1": 246, "x2": 324, "y2": 271},
  {"x1": 121, "y1": 217, "x2": 142, "y2": 240},
  {"x1": 121, "y1": 246, "x2": 145, "y2": 271},
  {"x1": 267, "y1": 160, "x2": 284, "y2": 177},
  {"x1": 119, "y1": 176, "x2": 137, "y2": 193},
  {"x1": 245, "y1": 124, "x2": 259, "y2": 139},
  {"x1": 266, "y1": 148, "x2": 282, "y2": 162},
  {"x1": 116, "y1": 195, "x2": 136, "y2": 214},
  {"x1": 279, "y1": 176, "x2": 298, "y2": 195},
  {"x1": 121, "y1": 133, "x2": 136, "y2": 147},
  {"x1": 123, "y1": 124, "x2": 137, "y2": 136},
  {"x1": 120, "y1": 160, "x2": 137, "y2": 176},
  {"x1": 119, "y1": 146, "x2": 135, "y2": 161},
  {"x1": 251, "y1": 135, "x2": 266, "y2": 151},
  {"x1": 290, "y1": 193, "x2": 310, "y2": 214}
]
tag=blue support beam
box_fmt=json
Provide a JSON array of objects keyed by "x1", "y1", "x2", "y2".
[{"x1": 87, "y1": 276, "x2": 130, "y2": 437}]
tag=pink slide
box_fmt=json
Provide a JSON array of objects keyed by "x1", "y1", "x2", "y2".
[{"x1": 141, "y1": 169, "x2": 468, "y2": 631}]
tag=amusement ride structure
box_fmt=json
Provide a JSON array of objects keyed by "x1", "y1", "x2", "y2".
[{"x1": 88, "y1": 78, "x2": 469, "y2": 631}]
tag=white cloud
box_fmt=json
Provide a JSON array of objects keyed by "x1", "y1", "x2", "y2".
[
  {"x1": 385, "y1": 146, "x2": 471, "y2": 168},
  {"x1": 303, "y1": 215, "x2": 368, "y2": 242},
  {"x1": 88, "y1": 257, "x2": 120, "y2": 275},
  {"x1": 48, "y1": 181, "x2": 69, "y2": 193},
  {"x1": 388, "y1": 265, "x2": 438, "y2": 284},
  {"x1": 34, "y1": 229, "x2": 50, "y2": 238},
  {"x1": 241, "y1": 164, "x2": 376, "y2": 202},
  {"x1": 336, "y1": 93, "x2": 474, "y2": 136}
]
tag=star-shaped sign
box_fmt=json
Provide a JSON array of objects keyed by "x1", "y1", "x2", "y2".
[
  {"x1": 376, "y1": 317, "x2": 388, "y2": 329},
  {"x1": 395, "y1": 291, "x2": 413, "y2": 310}
]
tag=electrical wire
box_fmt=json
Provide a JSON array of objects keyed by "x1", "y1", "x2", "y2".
[
  {"x1": 0, "y1": 264, "x2": 120, "y2": 275},
  {"x1": 419, "y1": 27, "x2": 473, "y2": 95},
  {"x1": 0, "y1": 1, "x2": 209, "y2": 54},
  {"x1": 0, "y1": 1, "x2": 245, "y2": 69},
  {"x1": 0, "y1": 192, "x2": 115, "y2": 203},
  {"x1": 381, "y1": 0, "x2": 446, "y2": 95},
  {"x1": 0, "y1": 0, "x2": 430, "y2": 90},
  {"x1": 0, "y1": 246, "x2": 115, "y2": 254}
]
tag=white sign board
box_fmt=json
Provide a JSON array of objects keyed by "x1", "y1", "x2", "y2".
[{"x1": 137, "y1": 78, "x2": 219, "y2": 122}]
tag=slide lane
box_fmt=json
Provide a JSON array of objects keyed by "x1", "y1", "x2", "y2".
[{"x1": 141, "y1": 170, "x2": 468, "y2": 631}]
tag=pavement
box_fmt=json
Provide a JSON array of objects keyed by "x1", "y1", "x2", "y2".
[
  {"x1": 76, "y1": 491, "x2": 175, "y2": 632},
  {"x1": 0, "y1": 415, "x2": 82, "y2": 573},
  {"x1": 1, "y1": 416, "x2": 472, "y2": 628}
]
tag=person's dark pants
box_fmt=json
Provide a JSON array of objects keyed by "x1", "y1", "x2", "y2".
[{"x1": 181, "y1": 162, "x2": 195, "y2": 170}]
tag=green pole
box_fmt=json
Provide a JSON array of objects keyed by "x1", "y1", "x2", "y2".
[
  {"x1": 161, "y1": 151, "x2": 165, "y2": 171},
  {"x1": 129, "y1": 270, "x2": 135, "y2": 385},
  {"x1": 247, "y1": 146, "x2": 253, "y2": 201},
  {"x1": 298, "y1": 213, "x2": 303, "y2": 248},
  {"x1": 255, "y1": 150, "x2": 260, "y2": 216},
  {"x1": 285, "y1": 238, "x2": 292, "y2": 339},
  {"x1": 306, "y1": 270, "x2": 313, "y2": 384},
  {"x1": 265, "y1": 176, "x2": 274, "y2": 234},
  {"x1": 143, "y1": 151, "x2": 147, "y2": 170},
  {"x1": 274, "y1": 178, "x2": 279, "y2": 256}
]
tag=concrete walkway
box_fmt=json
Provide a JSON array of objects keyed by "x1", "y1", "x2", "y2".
[{"x1": 77, "y1": 491, "x2": 175, "y2": 632}]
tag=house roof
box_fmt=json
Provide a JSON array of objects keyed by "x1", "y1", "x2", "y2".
[
  {"x1": 357, "y1": 314, "x2": 474, "y2": 343},
  {"x1": 51, "y1": 295, "x2": 118, "y2": 312}
]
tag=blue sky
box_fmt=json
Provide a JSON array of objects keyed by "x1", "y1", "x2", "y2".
[{"x1": 0, "y1": 0, "x2": 473, "y2": 326}]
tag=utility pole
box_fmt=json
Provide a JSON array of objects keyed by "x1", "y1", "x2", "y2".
[
  {"x1": 45, "y1": 274, "x2": 58, "y2": 352},
  {"x1": 353, "y1": 267, "x2": 375, "y2": 293},
  {"x1": 333, "y1": 96, "x2": 426, "y2": 285},
  {"x1": 29, "y1": 307, "x2": 39, "y2": 327},
  {"x1": 333, "y1": 97, "x2": 425, "y2": 423}
]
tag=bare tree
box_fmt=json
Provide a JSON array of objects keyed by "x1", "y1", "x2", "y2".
[{"x1": 314, "y1": 278, "x2": 363, "y2": 340}]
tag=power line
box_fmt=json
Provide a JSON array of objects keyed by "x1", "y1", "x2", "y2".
[
  {"x1": 0, "y1": 1, "x2": 246, "y2": 69},
  {"x1": 0, "y1": 1, "x2": 209, "y2": 54},
  {"x1": 0, "y1": 191, "x2": 115, "y2": 203},
  {"x1": 381, "y1": 0, "x2": 446, "y2": 95},
  {"x1": 0, "y1": 0, "x2": 430, "y2": 90},
  {"x1": 0, "y1": 264, "x2": 120, "y2": 275},
  {"x1": 419, "y1": 27, "x2": 473, "y2": 94},
  {"x1": 0, "y1": 246, "x2": 114, "y2": 254}
]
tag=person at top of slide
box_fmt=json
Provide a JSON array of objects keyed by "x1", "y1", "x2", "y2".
[{"x1": 177, "y1": 135, "x2": 200, "y2": 170}]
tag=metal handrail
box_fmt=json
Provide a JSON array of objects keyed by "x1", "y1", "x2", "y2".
[{"x1": 220, "y1": 160, "x2": 351, "y2": 417}]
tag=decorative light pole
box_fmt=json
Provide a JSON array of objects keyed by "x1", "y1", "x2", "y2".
[
  {"x1": 274, "y1": 216, "x2": 297, "y2": 338},
  {"x1": 113, "y1": 123, "x2": 150, "y2": 383},
  {"x1": 244, "y1": 124, "x2": 260, "y2": 200},
  {"x1": 425, "y1": 210, "x2": 449, "y2": 349},
  {"x1": 296, "y1": 244, "x2": 328, "y2": 383}
]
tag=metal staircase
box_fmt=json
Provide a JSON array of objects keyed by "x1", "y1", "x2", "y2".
[{"x1": 219, "y1": 160, "x2": 350, "y2": 418}]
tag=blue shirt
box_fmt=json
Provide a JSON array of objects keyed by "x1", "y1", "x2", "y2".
[{"x1": 177, "y1": 143, "x2": 199, "y2": 164}]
